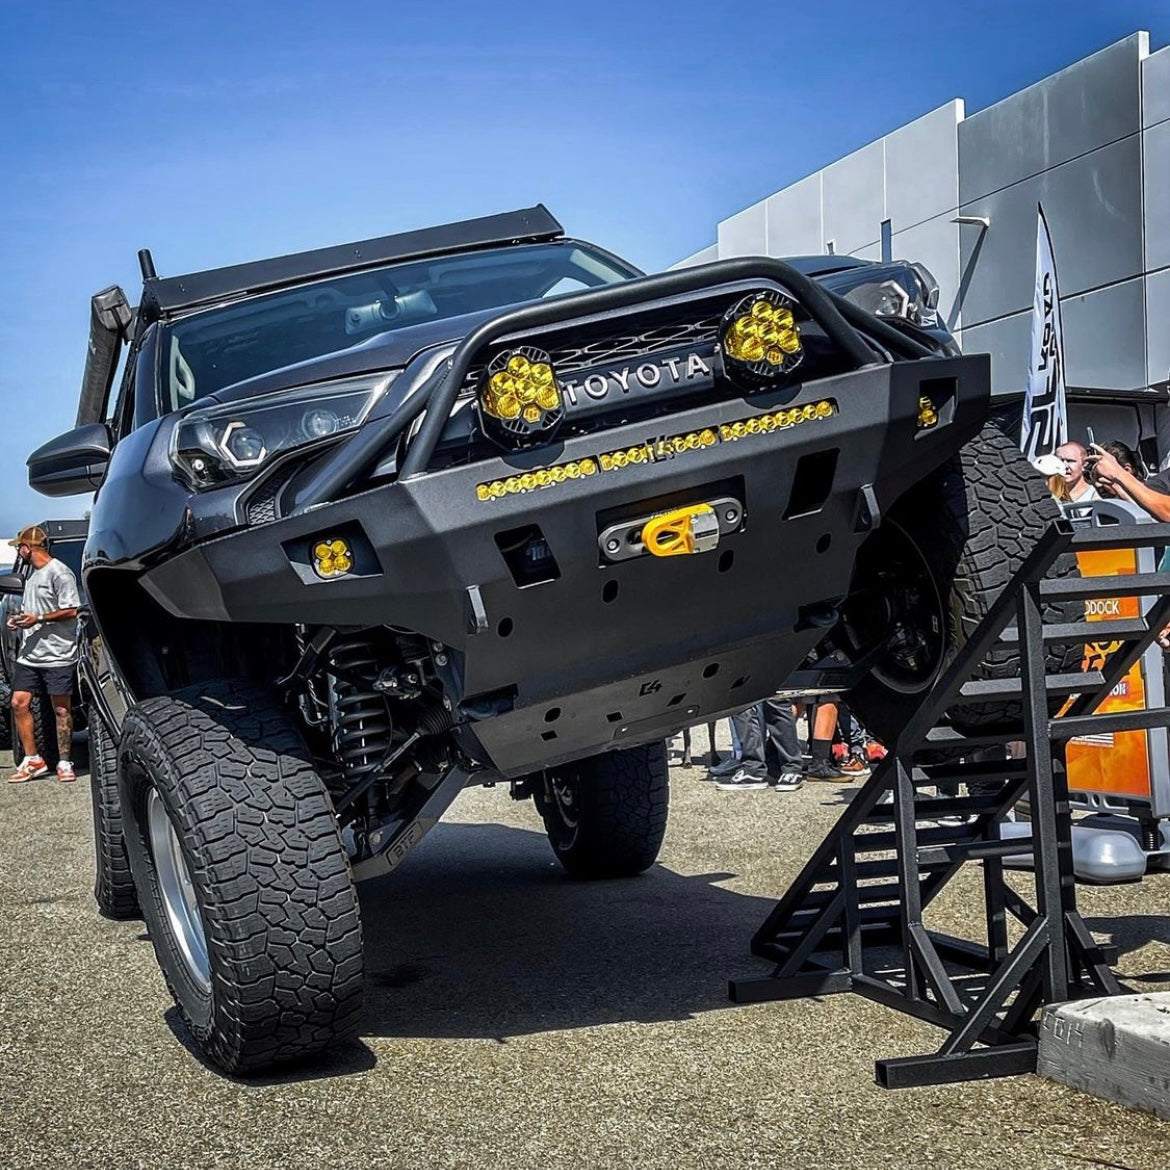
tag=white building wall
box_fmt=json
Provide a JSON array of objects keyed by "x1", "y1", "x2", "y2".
[{"x1": 677, "y1": 33, "x2": 1163, "y2": 398}]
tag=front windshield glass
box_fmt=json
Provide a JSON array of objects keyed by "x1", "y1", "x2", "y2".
[{"x1": 161, "y1": 241, "x2": 636, "y2": 412}]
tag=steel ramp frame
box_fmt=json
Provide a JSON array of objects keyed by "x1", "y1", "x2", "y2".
[{"x1": 729, "y1": 519, "x2": 1170, "y2": 1088}]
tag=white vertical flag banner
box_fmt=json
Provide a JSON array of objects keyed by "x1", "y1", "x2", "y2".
[{"x1": 1021, "y1": 203, "x2": 1068, "y2": 465}]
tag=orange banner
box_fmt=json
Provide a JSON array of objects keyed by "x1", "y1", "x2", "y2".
[{"x1": 1065, "y1": 547, "x2": 1152, "y2": 799}]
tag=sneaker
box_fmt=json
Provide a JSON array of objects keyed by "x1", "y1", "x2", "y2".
[
  {"x1": 839, "y1": 753, "x2": 871, "y2": 778},
  {"x1": 865, "y1": 740, "x2": 888, "y2": 763},
  {"x1": 708, "y1": 756, "x2": 744, "y2": 779},
  {"x1": 56, "y1": 760, "x2": 76, "y2": 783},
  {"x1": 770, "y1": 769, "x2": 805, "y2": 792},
  {"x1": 805, "y1": 757, "x2": 847, "y2": 782},
  {"x1": 716, "y1": 768, "x2": 770, "y2": 791},
  {"x1": 7, "y1": 755, "x2": 49, "y2": 784}
]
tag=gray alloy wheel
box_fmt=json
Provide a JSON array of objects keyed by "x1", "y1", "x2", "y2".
[{"x1": 146, "y1": 787, "x2": 211, "y2": 993}]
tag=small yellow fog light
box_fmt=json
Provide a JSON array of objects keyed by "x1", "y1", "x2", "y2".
[
  {"x1": 313, "y1": 538, "x2": 353, "y2": 579},
  {"x1": 918, "y1": 396, "x2": 940, "y2": 429}
]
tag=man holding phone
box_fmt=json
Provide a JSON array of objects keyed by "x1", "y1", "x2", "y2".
[
  {"x1": 6, "y1": 525, "x2": 81, "y2": 783},
  {"x1": 1055, "y1": 439, "x2": 1100, "y2": 515}
]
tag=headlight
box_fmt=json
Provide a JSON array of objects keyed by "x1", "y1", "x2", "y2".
[
  {"x1": 718, "y1": 291, "x2": 803, "y2": 388},
  {"x1": 477, "y1": 347, "x2": 564, "y2": 449},
  {"x1": 171, "y1": 372, "x2": 396, "y2": 490},
  {"x1": 832, "y1": 262, "x2": 940, "y2": 329}
]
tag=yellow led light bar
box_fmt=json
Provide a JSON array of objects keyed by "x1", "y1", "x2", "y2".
[
  {"x1": 475, "y1": 457, "x2": 598, "y2": 500},
  {"x1": 717, "y1": 399, "x2": 835, "y2": 443},
  {"x1": 473, "y1": 403, "x2": 835, "y2": 500}
]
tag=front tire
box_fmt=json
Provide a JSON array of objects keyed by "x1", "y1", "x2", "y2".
[
  {"x1": 89, "y1": 708, "x2": 139, "y2": 920},
  {"x1": 843, "y1": 409, "x2": 1079, "y2": 744},
  {"x1": 118, "y1": 679, "x2": 364, "y2": 1075},
  {"x1": 536, "y1": 742, "x2": 669, "y2": 879}
]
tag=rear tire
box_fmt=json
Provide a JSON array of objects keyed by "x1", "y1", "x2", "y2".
[
  {"x1": 118, "y1": 679, "x2": 364, "y2": 1074},
  {"x1": 844, "y1": 409, "x2": 1080, "y2": 744},
  {"x1": 536, "y1": 742, "x2": 669, "y2": 879},
  {"x1": 89, "y1": 708, "x2": 139, "y2": 920}
]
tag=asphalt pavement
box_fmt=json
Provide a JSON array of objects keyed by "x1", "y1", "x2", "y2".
[{"x1": 2, "y1": 738, "x2": 1168, "y2": 1170}]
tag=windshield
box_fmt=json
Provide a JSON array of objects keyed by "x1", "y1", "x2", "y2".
[{"x1": 161, "y1": 241, "x2": 637, "y2": 411}]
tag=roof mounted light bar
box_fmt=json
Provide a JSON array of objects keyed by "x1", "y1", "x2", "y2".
[{"x1": 137, "y1": 204, "x2": 565, "y2": 322}]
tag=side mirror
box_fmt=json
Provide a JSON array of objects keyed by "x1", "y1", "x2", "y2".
[
  {"x1": 27, "y1": 423, "x2": 112, "y2": 498},
  {"x1": 0, "y1": 573, "x2": 24, "y2": 596}
]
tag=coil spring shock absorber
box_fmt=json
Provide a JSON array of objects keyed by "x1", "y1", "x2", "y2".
[{"x1": 327, "y1": 639, "x2": 393, "y2": 779}]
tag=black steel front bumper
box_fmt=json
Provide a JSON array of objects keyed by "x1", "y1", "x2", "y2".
[{"x1": 140, "y1": 352, "x2": 989, "y2": 778}]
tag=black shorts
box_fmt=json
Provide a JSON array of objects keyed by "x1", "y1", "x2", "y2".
[{"x1": 11, "y1": 661, "x2": 75, "y2": 698}]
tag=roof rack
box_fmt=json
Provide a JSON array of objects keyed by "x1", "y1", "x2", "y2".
[{"x1": 138, "y1": 204, "x2": 564, "y2": 322}]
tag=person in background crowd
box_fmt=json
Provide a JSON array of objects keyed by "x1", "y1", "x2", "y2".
[
  {"x1": 1094, "y1": 440, "x2": 1143, "y2": 499},
  {"x1": 718, "y1": 699, "x2": 804, "y2": 792},
  {"x1": 1088, "y1": 442, "x2": 1170, "y2": 519},
  {"x1": 6, "y1": 526, "x2": 81, "y2": 783},
  {"x1": 1086, "y1": 442, "x2": 1170, "y2": 648},
  {"x1": 1033, "y1": 453, "x2": 1070, "y2": 503},
  {"x1": 1055, "y1": 440, "x2": 1100, "y2": 514}
]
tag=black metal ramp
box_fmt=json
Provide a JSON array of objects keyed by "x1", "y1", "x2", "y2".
[{"x1": 730, "y1": 519, "x2": 1170, "y2": 1088}]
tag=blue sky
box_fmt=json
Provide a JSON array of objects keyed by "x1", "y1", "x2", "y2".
[{"x1": 2, "y1": 0, "x2": 1168, "y2": 541}]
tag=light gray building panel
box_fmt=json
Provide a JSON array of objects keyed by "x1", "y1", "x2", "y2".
[
  {"x1": 884, "y1": 101, "x2": 963, "y2": 233},
  {"x1": 764, "y1": 173, "x2": 823, "y2": 256},
  {"x1": 1061, "y1": 279, "x2": 1148, "y2": 392},
  {"x1": 1143, "y1": 118, "x2": 1170, "y2": 271},
  {"x1": 958, "y1": 33, "x2": 1146, "y2": 204},
  {"x1": 1142, "y1": 43, "x2": 1170, "y2": 127},
  {"x1": 954, "y1": 311, "x2": 1031, "y2": 396},
  {"x1": 670, "y1": 244, "x2": 718, "y2": 271},
  {"x1": 1147, "y1": 270, "x2": 1170, "y2": 387},
  {"x1": 820, "y1": 139, "x2": 885, "y2": 256},
  {"x1": 716, "y1": 199, "x2": 767, "y2": 259},
  {"x1": 685, "y1": 31, "x2": 1166, "y2": 410},
  {"x1": 958, "y1": 134, "x2": 1144, "y2": 327},
  {"x1": 958, "y1": 279, "x2": 1147, "y2": 396}
]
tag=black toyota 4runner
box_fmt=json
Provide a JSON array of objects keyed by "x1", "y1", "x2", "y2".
[{"x1": 27, "y1": 206, "x2": 1067, "y2": 1073}]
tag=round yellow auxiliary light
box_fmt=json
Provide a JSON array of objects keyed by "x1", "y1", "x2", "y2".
[
  {"x1": 478, "y1": 347, "x2": 563, "y2": 449},
  {"x1": 312, "y1": 537, "x2": 353, "y2": 579},
  {"x1": 718, "y1": 290, "x2": 804, "y2": 389}
]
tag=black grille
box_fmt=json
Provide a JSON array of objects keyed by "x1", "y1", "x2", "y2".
[
  {"x1": 461, "y1": 304, "x2": 729, "y2": 395},
  {"x1": 550, "y1": 313, "x2": 722, "y2": 374},
  {"x1": 243, "y1": 462, "x2": 298, "y2": 525}
]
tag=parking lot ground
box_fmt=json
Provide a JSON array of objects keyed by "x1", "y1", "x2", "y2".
[{"x1": 2, "y1": 740, "x2": 1169, "y2": 1170}]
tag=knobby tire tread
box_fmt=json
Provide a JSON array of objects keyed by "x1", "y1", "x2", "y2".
[
  {"x1": 89, "y1": 709, "x2": 139, "y2": 920},
  {"x1": 119, "y1": 679, "x2": 363, "y2": 1074}
]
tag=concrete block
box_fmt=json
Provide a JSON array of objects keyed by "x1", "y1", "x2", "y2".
[{"x1": 1038, "y1": 994, "x2": 1170, "y2": 1120}]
